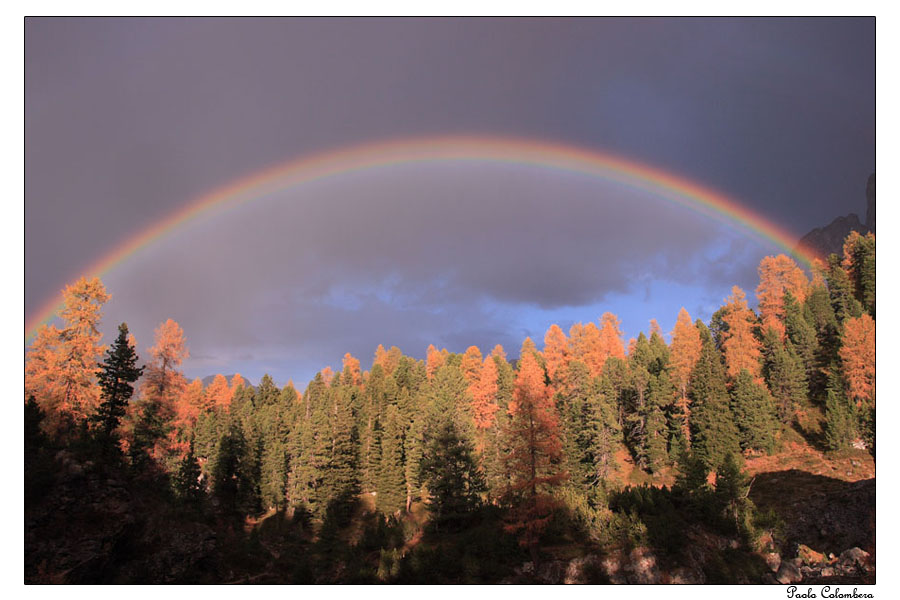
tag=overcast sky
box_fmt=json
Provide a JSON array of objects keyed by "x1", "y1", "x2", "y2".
[{"x1": 25, "y1": 17, "x2": 875, "y2": 385}]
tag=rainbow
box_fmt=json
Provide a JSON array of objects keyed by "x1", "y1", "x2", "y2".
[{"x1": 26, "y1": 135, "x2": 819, "y2": 341}]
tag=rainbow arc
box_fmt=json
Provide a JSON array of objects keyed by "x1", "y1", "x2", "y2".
[{"x1": 26, "y1": 135, "x2": 817, "y2": 341}]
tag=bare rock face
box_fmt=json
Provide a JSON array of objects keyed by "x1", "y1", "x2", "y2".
[
  {"x1": 798, "y1": 214, "x2": 868, "y2": 260},
  {"x1": 795, "y1": 173, "x2": 875, "y2": 259}
]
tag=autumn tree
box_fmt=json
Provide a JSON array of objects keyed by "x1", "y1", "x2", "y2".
[
  {"x1": 598, "y1": 312, "x2": 626, "y2": 365},
  {"x1": 756, "y1": 254, "x2": 809, "y2": 338},
  {"x1": 460, "y1": 345, "x2": 484, "y2": 385},
  {"x1": 721, "y1": 286, "x2": 762, "y2": 379},
  {"x1": 26, "y1": 277, "x2": 111, "y2": 433},
  {"x1": 342, "y1": 352, "x2": 362, "y2": 386},
  {"x1": 131, "y1": 319, "x2": 189, "y2": 471},
  {"x1": 670, "y1": 308, "x2": 702, "y2": 445},
  {"x1": 206, "y1": 374, "x2": 232, "y2": 412},
  {"x1": 503, "y1": 352, "x2": 566, "y2": 564},
  {"x1": 426, "y1": 344, "x2": 445, "y2": 379},
  {"x1": 840, "y1": 314, "x2": 875, "y2": 411},
  {"x1": 542, "y1": 324, "x2": 568, "y2": 388},
  {"x1": 92, "y1": 322, "x2": 144, "y2": 448},
  {"x1": 469, "y1": 356, "x2": 500, "y2": 455}
]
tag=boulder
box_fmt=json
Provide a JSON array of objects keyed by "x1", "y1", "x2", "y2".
[{"x1": 776, "y1": 561, "x2": 802, "y2": 584}]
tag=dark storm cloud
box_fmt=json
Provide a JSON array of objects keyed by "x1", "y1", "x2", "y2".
[
  {"x1": 26, "y1": 18, "x2": 874, "y2": 381},
  {"x1": 99, "y1": 164, "x2": 754, "y2": 380}
]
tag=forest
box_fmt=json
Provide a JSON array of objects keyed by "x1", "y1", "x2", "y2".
[{"x1": 24, "y1": 231, "x2": 875, "y2": 584}]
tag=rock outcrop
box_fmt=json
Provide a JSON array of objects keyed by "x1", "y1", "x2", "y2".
[
  {"x1": 796, "y1": 172, "x2": 875, "y2": 259},
  {"x1": 798, "y1": 214, "x2": 868, "y2": 260}
]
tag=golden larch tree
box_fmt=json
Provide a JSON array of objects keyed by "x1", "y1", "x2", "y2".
[
  {"x1": 598, "y1": 312, "x2": 626, "y2": 367},
  {"x1": 426, "y1": 344, "x2": 445, "y2": 379},
  {"x1": 59, "y1": 277, "x2": 111, "y2": 421},
  {"x1": 840, "y1": 314, "x2": 875, "y2": 409},
  {"x1": 470, "y1": 356, "x2": 500, "y2": 454},
  {"x1": 721, "y1": 286, "x2": 762, "y2": 379},
  {"x1": 491, "y1": 344, "x2": 507, "y2": 361},
  {"x1": 342, "y1": 352, "x2": 362, "y2": 386},
  {"x1": 756, "y1": 254, "x2": 809, "y2": 338},
  {"x1": 206, "y1": 374, "x2": 232, "y2": 412},
  {"x1": 503, "y1": 352, "x2": 566, "y2": 564},
  {"x1": 542, "y1": 324, "x2": 568, "y2": 387},
  {"x1": 670, "y1": 307, "x2": 702, "y2": 443},
  {"x1": 320, "y1": 366, "x2": 334, "y2": 386},
  {"x1": 460, "y1": 345, "x2": 484, "y2": 385}
]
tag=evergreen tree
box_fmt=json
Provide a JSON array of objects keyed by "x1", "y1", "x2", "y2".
[
  {"x1": 826, "y1": 254, "x2": 864, "y2": 324},
  {"x1": 762, "y1": 328, "x2": 807, "y2": 424},
  {"x1": 175, "y1": 437, "x2": 204, "y2": 508},
  {"x1": 841, "y1": 231, "x2": 875, "y2": 318},
  {"x1": 714, "y1": 452, "x2": 755, "y2": 536},
  {"x1": 824, "y1": 370, "x2": 857, "y2": 452},
  {"x1": 321, "y1": 384, "x2": 360, "y2": 524},
  {"x1": 783, "y1": 291, "x2": 819, "y2": 387},
  {"x1": 376, "y1": 404, "x2": 406, "y2": 515},
  {"x1": 93, "y1": 323, "x2": 144, "y2": 447},
  {"x1": 731, "y1": 369, "x2": 779, "y2": 454},
  {"x1": 689, "y1": 321, "x2": 740, "y2": 470},
  {"x1": 420, "y1": 418, "x2": 485, "y2": 531}
]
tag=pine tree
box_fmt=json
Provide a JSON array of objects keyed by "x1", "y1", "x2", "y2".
[
  {"x1": 824, "y1": 383, "x2": 857, "y2": 452},
  {"x1": 376, "y1": 404, "x2": 406, "y2": 515},
  {"x1": 731, "y1": 369, "x2": 779, "y2": 454},
  {"x1": 93, "y1": 323, "x2": 144, "y2": 447},
  {"x1": 175, "y1": 438, "x2": 204, "y2": 508},
  {"x1": 689, "y1": 321, "x2": 740, "y2": 470},
  {"x1": 826, "y1": 254, "x2": 864, "y2": 324},
  {"x1": 762, "y1": 329, "x2": 808, "y2": 424},
  {"x1": 714, "y1": 452, "x2": 755, "y2": 536},
  {"x1": 842, "y1": 231, "x2": 875, "y2": 318},
  {"x1": 420, "y1": 418, "x2": 485, "y2": 531},
  {"x1": 783, "y1": 291, "x2": 819, "y2": 388}
]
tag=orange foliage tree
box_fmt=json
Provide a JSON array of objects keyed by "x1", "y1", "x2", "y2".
[
  {"x1": 756, "y1": 254, "x2": 809, "y2": 338},
  {"x1": 598, "y1": 312, "x2": 626, "y2": 366},
  {"x1": 542, "y1": 324, "x2": 568, "y2": 388},
  {"x1": 471, "y1": 356, "x2": 500, "y2": 429},
  {"x1": 374, "y1": 344, "x2": 402, "y2": 376},
  {"x1": 721, "y1": 286, "x2": 762, "y2": 379},
  {"x1": 670, "y1": 307, "x2": 702, "y2": 443},
  {"x1": 206, "y1": 374, "x2": 232, "y2": 412},
  {"x1": 135, "y1": 319, "x2": 189, "y2": 464},
  {"x1": 840, "y1": 314, "x2": 875, "y2": 409},
  {"x1": 460, "y1": 345, "x2": 484, "y2": 385},
  {"x1": 503, "y1": 352, "x2": 566, "y2": 564},
  {"x1": 25, "y1": 277, "x2": 110, "y2": 432},
  {"x1": 342, "y1": 352, "x2": 362, "y2": 386},
  {"x1": 426, "y1": 344, "x2": 445, "y2": 379}
]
